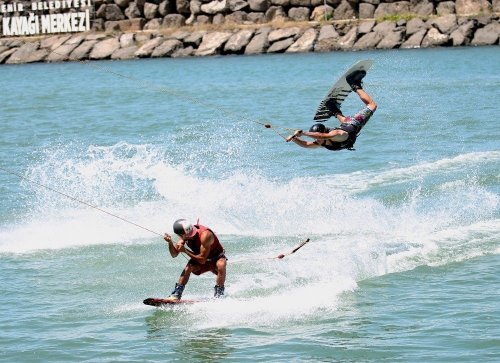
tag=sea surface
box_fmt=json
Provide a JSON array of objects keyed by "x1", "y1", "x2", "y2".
[{"x1": 0, "y1": 46, "x2": 499, "y2": 362}]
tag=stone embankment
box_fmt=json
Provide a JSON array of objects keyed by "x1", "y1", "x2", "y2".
[{"x1": 0, "y1": 0, "x2": 498, "y2": 64}]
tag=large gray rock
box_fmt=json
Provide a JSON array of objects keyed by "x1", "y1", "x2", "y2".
[
  {"x1": 373, "y1": 20, "x2": 396, "y2": 35},
  {"x1": 288, "y1": 7, "x2": 310, "y2": 21},
  {"x1": 152, "y1": 39, "x2": 183, "y2": 56},
  {"x1": 406, "y1": 17, "x2": 427, "y2": 36},
  {"x1": 212, "y1": 14, "x2": 226, "y2": 25},
  {"x1": 247, "y1": 12, "x2": 266, "y2": 23},
  {"x1": 245, "y1": 27, "x2": 271, "y2": 54},
  {"x1": 225, "y1": 10, "x2": 248, "y2": 23},
  {"x1": 354, "y1": 32, "x2": 383, "y2": 49},
  {"x1": 115, "y1": 0, "x2": 130, "y2": 9},
  {"x1": 451, "y1": 20, "x2": 476, "y2": 45},
  {"x1": 311, "y1": 5, "x2": 333, "y2": 21},
  {"x1": 268, "y1": 27, "x2": 301, "y2": 42},
  {"x1": 195, "y1": 14, "x2": 211, "y2": 23},
  {"x1": 213, "y1": 13, "x2": 226, "y2": 24},
  {"x1": 4, "y1": 40, "x2": 24, "y2": 47},
  {"x1": 125, "y1": 19, "x2": 146, "y2": 31},
  {"x1": 475, "y1": 14, "x2": 494, "y2": 27},
  {"x1": 337, "y1": 26, "x2": 358, "y2": 49},
  {"x1": 411, "y1": 0, "x2": 434, "y2": 17},
  {"x1": 104, "y1": 4, "x2": 126, "y2": 20},
  {"x1": 471, "y1": 22, "x2": 500, "y2": 45},
  {"x1": 144, "y1": 18, "x2": 162, "y2": 30},
  {"x1": 6, "y1": 42, "x2": 48, "y2": 64},
  {"x1": 39, "y1": 36, "x2": 59, "y2": 50},
  {"x1": 377, "y1": 30, "x2": 404, "y2": 49},
  {"x1": 248, "y1": 0, "x2": 270, "y2": 11},
  {"x1": 40, "y1": 35, "x2": 72, "y2": 51},
  {"x1": 89, "y1": 38, "x2": 120, "y2": 59},
  {"x1": 455, "y1": 0, "x2": 492, "y2": 15},
  {"x1": 286, "y1": 28, "x2": 317, "y2": 53},
  {"x1": 201, "y1": 0, "x2": 229, "y2": 14},
  {"x1": 0, "y1": 48, "x2": 17, "y2": 64},
  {"x1": 125, "y1": 3, "x2": 142, "y2": 19},
  {"x1": 135, "y1": 37, "x2": 165, "y2": 57},
  {"x1": 162, "y1": 14, "x2": 186, "y2": 27},
  {"x1": 315, "y1": 24, "x2": 339, "y2": 52},
  {"x1": 69, "y1": 40, "x2": 98, "y2": 60},
  {"x1": 422, "y1": 27, "x2": 450, "y2": 47},
  {"x1": 47, "y1": 42, "x2": 81, "y2": 62},
  {"x1": 494, "y1": 0, "x2": 500, "y2": 12},
  {"x1": 429, "y1": 14, "x2": 458, "y2": 34},
  {"x1": 333, "y1": 0, "x2": 356, "y2": 20},
  {"x1": 91, "y1": 18, "x2": 104, "y2": 31},
  {"x1": 224, "y1": 29, "x2": 254, "y2": 52},
  {"x1": 358, "y1": 20, "x2": 376, "y2": 35},
  {"x1": 172, "y1": 46, "x2": 194, "y2": 57},
  {"x1": 120, "y1": 33, "x2": 135, "y2": 48},
  {"x1": 359, "y1": 3, "x2": 375, "y2": 19},
  {"x1": 105, "y1": 20, "x2": 122, "y2": 32},
  {"x1": 111, "y1": 46, "x2": 138, "y2": 59},
  {"x1": 177, "y1": 0, "x2": 191, "y2": 13},
  {"x1": 135, "y1": 33, "x2": 153, "y2": 43},
  {"x1": 401, "y1": 29, "x2": 426, "y2": 48},
  {"x1": 265, "y1": 6, "x2": 287, "y2": 21},
  {"x1": 195, "y1": 31, "x2": 233, "y2": 56},
  {"x1": 158, "y1": 0, "x2": 171, "y2": 16},
  {"x1": 267, "y1": 37, "x2": 295, "y2": 52},
  {"x1": 436, "y1": 1, "x2": 456, "y2": 16},
  {"x1": 229, "y1": 0, "x2": 248, "y2": 11},
  {"x1": 169, "y1": 30, "x2": 192, "y2": 41},
  {"x1": 29, "y1": 49, "x2": 50, "y2": 63},
  {"x1": 66, "y1": 35, "x2": 86, "y2": 46},
  {"x1": 374, "y1": 2, "x2": 410, "y2": 19},
  {"x1": 190, "y1": 0, "x2": 202, "y2": 15},
  {"x1": 144, "y1": 2, "x2": 159, "y2": 19},
  {"x1": 184, "y1": 31, "x2": 207, "y2": 46},
  {"x1": 450, "y1": 27, "x2": 467, "y2": 45}
]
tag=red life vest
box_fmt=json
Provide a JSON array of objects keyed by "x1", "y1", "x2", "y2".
[{"x1": 185, "y1": 224, "x2": 224, "y2": 261}]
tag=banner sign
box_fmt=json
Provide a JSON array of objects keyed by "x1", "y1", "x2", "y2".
[{"x1": 1, "y1": 1, "x2": 93, "y2": 37}]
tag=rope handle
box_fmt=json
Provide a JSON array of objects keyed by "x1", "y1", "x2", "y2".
[
  {"x1": 274, "y1": 238, "x2": 310, "y2": 259},
  {"x1": 286, "y1": 129, "x2": 303, "y2": 142}
]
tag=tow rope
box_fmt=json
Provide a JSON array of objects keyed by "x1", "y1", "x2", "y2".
[{"x1": 1, "y1": 166, "x2": 309, "y2": 262}]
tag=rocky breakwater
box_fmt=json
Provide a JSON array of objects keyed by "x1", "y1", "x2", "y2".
[{"x1": 0, "y1": 0, "x2": 498, "y2": 64}]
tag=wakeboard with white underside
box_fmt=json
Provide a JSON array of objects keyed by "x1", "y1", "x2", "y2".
[{"x1": 313, "y1": 60, "x2": 374, "y2": 121}]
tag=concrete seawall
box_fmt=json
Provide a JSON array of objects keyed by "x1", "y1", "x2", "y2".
[{"x1": 0, "y1": 0, "x2": 498, "y2": 64}]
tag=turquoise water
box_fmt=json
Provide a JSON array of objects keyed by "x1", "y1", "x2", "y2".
[{"x1": 0, "y1": 47, "x2": 499, "y2": 361}]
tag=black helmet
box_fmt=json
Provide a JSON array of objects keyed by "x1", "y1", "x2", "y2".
[
  {"x1": 173, "y1": 219, "x2": 197, "y2": 238},
  {"x1": 309, "y1": 123, "x2": 328, "y2": 133}
]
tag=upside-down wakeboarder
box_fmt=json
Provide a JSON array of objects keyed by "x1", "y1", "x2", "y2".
[{"x1": 287, "y1": 70, "x2": 377, "y2": 151}]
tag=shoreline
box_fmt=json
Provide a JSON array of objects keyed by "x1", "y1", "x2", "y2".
[{"x1": 0, "y1": 13, "x2": 498, "y2": 64}]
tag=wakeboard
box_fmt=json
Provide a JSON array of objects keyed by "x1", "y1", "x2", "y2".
[
  {"x1": 143, "y1": 297, "x2": 199, "y2": 306},
  {"x1": 313, "y1": 60, "x2": 374, "y2": 121}
]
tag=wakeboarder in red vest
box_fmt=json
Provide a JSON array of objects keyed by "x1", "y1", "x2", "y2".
[{"x1": 163, "y1": 219, "x2": 227, "y2": 300}]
